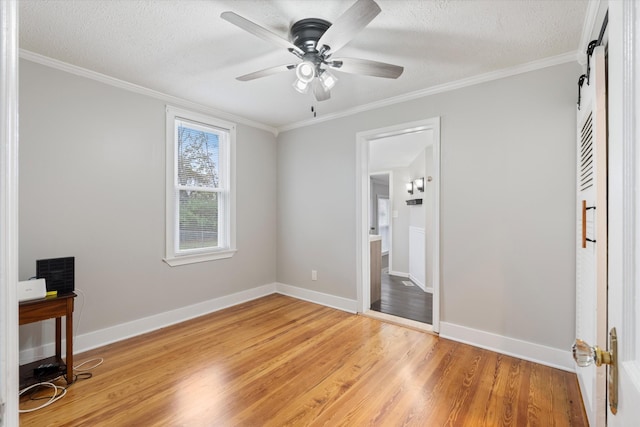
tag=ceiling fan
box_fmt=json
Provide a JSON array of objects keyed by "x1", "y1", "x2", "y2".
[{"x1": 221, "y1": 0, "x2": 404, "y2": 102}]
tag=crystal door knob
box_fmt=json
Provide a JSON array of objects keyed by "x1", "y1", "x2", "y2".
[
  {"x1": 572, "y1": 339, "x2": 597, "y2": 367},
  {"x1": 572, "y1": 338, "x2": 613, "y2": 367},
  {"x1": 572, "y1": 329, "x2": 618, "y2": 415}
]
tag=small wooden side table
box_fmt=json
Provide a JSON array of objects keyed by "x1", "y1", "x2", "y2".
[{"x1": 19, "y1": 292, "x2": 76, "y2": 387}]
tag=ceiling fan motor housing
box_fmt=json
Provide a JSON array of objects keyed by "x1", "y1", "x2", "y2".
[{"x1": 290, "y1": 18, "x2": 332, "y2": 54}]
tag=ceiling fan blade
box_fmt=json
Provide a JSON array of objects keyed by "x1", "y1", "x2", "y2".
[
  {"x1": 221, "y1": 11, "x2": 304, "y2": 56},
  {"x1": 236, "y1": 64, "x2": 296, "y2": 81},
  {"x1": 329, "y1": 58, "x2": 404, "y2": 79},
  {"x1": 312, "y1": 79, "x2": 331, "y2": 102},
  {"x1": 317, "y1": 0, "x2": 381, "y2": 55}
]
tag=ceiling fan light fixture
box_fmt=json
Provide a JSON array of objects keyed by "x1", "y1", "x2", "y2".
[
  {"x1": 295, "y1": 61, "x2": 316, "y2": 83},
  {"x1": 292, "y1": 78, "x2": 310, "y2": 94},
  {"x1": 319, "y1": 69, "x2": 338, "y2": 90},
  {"x1": 224, "y1": 0, "x2": 403, "y2": 101}
]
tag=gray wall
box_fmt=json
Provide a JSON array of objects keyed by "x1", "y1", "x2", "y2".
[
  {"x1": 19, "y1": 60, "x2": 277, "y2": 345},
  {"x1": 277, "y1": 62, "x2": 579, "y2": 350},
  {"x1": 19, "y1": 58, "x2": 579, "y2": 354}
]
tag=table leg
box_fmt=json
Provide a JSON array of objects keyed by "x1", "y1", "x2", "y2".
[
  {"x1": 55, "y1": 317, "x2": 61, "y2": 358},
  {"x1": 66, "y1": 300, "x2": 74, "y2": 384}
]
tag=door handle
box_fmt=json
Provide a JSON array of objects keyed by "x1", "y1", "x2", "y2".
[
  {"x1": 581, "y1": 200, "x2": 597, "y2": 248},
  {"x1": 572, "y1": 327, "x2": 618, "y2": 414},
  {"x1": 582, "y1": 200, "x2": 587, "y2": 248}
]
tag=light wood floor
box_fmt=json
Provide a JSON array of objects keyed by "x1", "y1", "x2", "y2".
[{"x1": 20, "y1": 294, "x2": 587, "y2": 426}]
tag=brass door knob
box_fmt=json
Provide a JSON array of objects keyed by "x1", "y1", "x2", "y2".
[{"x1": 571, "y1": 328, "x2": 618, "y2": 414}]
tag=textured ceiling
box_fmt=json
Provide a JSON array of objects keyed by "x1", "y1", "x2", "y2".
[{"x1": 19, "y1": 0, "x2": 589, "y2": 130}]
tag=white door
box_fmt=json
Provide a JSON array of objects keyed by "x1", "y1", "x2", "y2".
[
  {"x1": 575, "y1": 44, "x2": 608, "y2": 427},
  {"x1": 606, "y1": 1, "x2": 640, "y2": 425},
  {"x1": 575, "y1": 3, "x2": 640, "y2": 425}
]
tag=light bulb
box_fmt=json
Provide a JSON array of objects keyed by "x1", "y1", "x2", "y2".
[
  {"x1": 319, "y1": 70, "x2": 338, "y2": 90},
  {"x1": 292, "y1": 78, "x2": 309, "y2": 94},
  {"x1": 296, "y1": 61, "x2": 316, "y2": 83}
]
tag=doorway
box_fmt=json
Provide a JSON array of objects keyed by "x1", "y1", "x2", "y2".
[{"x1": 355, "y1": 118, "x2": 441, "y2": 332}]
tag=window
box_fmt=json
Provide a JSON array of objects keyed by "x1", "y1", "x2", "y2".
[{"x1": 164, "y1": 106, "x2": 236, "y2": 266}]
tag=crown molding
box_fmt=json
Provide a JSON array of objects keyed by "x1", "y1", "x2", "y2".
[
  {"x1": 277, "y1": 50, "x2": 580, "y2": 133},
  {"x1": 19, "y1": 49, "x2": 278, "y2": 136},
  {"x1": 20, "y1": 48, "x2": 580, "y2": 138}
]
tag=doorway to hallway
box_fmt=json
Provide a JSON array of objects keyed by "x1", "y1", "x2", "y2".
[
  {"x1": 356, "y1": 117, "x2": 441, "y2": 331},
  {"x1": 371, "y1": 272, "x2": 432, "y2": 323}
]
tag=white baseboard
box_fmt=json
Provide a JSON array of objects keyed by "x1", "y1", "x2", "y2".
[
  {"x1": 19, "y1": 283, "x2": 277, "y2": 364},
  {"x1": 275, "y1": 283, "x2": 358, "y2": 313},
  {"x1": 409, "y1": 274, "x2": 426, "y2": 292},
  {"x1": 439, "y1": 321, "x2": 575, "y2": 372},
  {"x1": 388, "y1": 270, "x2": 409, "y2": 278},
  {"x1": 19, "y1": 285, "x2": 574, "y2": 375},
  {"x1": 19, "y1": 282, "x2": 359, "y2": 365}
]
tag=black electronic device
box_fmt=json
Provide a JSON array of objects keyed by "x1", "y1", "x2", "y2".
[
  {"x1": 34, "y1": 362, "x2": 63, "y2": 379},
  {"x1": 36, "y1": 256, "x2": 75, "y2": 294}
]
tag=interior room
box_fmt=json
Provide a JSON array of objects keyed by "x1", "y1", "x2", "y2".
[{"x1": 2, "y1": 0, "x2": 639, "y2": 425}]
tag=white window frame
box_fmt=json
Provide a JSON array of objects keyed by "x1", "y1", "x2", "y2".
[{"x1": 164, "y1": 106, "x2": 236, "y2": 266}]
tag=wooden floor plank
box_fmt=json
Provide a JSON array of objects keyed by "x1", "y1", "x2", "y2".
[
  {"x1": 306, "y1": 325, "x2": 440, "y2": 426},
  {"x1": 19, "y1": 295, "x2": 587, "y2": 426}
]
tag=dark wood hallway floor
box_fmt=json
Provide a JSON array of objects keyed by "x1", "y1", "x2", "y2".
[{"x1": 370, "y1": 272, "x2": 432, "y2": 324}]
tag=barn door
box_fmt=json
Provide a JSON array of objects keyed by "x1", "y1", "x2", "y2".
[{"x1": 574, "y1": 45, "x2": 608, "y2": 427}]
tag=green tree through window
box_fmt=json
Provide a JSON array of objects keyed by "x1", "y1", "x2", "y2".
[
  {"x1": 165, "y1": 106, "x2": 235, "y2": 266},
  {"x1": 177, "y1": 124, "x2": 220, "y2": 250}
]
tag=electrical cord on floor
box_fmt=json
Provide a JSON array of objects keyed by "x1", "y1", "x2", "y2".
[
  {"x1": 20, "y1": 289, "x2": 105, "y2": 413},
  {"x1": 19, "y1": 382, "x2": 67, "y2": 413},
  {"x1": 19, "y1": 357, "x2": 104, "y2": 413},
  {"x1": 74, "y1": 357, "x2": 103, "y2": 371},
  {"x1": 60, "y1": 357, "x2": 105, "y2": 384}
]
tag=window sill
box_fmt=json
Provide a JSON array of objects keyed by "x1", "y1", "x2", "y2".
[{"x1": 163, "y1": 249, "x2": 237, "y2": 267}]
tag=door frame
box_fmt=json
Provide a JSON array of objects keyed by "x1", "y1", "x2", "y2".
[
  {"x1": 606, "y1": 0, "x2": 640, "y2": 424},
  {"x1": 0, "y1": 0, "x2": 20, "y2": 425},
  {"x1": 355, "y1": 117, "x2": 441, "y2": 331}
]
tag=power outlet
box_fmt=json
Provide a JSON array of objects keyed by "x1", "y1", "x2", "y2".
[{"x1": 311, "y1": 270, "x2": 318, "y2": 281}]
